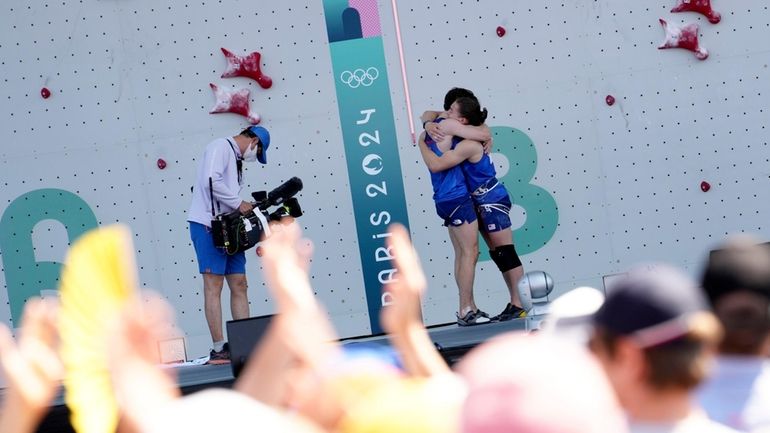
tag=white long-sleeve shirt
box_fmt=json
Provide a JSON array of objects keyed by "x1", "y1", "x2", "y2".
[{"x1": 187, "y1": 137, "x2": 243, "y2": 227}]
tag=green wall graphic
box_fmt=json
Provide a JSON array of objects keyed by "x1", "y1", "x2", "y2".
[
  {"x1": 0, "y1": 189, "x2": 98, "y2": 325},
  {"x1": 477, "y1": 127, "x2": 559, "y2": 261}
]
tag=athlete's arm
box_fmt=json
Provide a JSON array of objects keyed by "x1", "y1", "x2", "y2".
[
  {"x1": 420, "y1": 110, "x2": 441, "y2": 125},
  {"x1": 435, "y1": 118, "x2": 491, "y2": 143},
  {"x1": 419, "y1": 138, "x2": 481, "y2": 173},
  {"x1": 417, "y1": 132, "x2": 442, "y2": 171}
]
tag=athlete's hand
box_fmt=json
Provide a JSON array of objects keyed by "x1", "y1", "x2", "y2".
[
  {"x1": 482, "y1": 136, "x2": 494, "y2": 154},
  {"x1": 420, "y1": 110, "x2": 439, "y2": 125},
  {"x1": 425, "y1": 122, "x2": 445, "y2": 142},
  {"x1": 239, "y1": 201, "x2": 254, "y2": 215}
]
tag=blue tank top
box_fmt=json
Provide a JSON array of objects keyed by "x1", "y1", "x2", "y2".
[
  {"x1": 461, "y1": 152, "x2": 497, "y2": 192},
  {"x1": 425, "y1": 119, "x2": 468, "y2": 202},
  {"x1": 462, "y1": 152, "x2": 511, "y2": 204}
]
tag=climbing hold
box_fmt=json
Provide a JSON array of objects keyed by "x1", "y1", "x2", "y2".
[
  {"x1": 209, "y1": 83, "x2": 261, "y2": 124},
  {"x1": 658, "y1": 19, "x2": 709, "y2": 60},
  {"x1": 220, "y1": 48, "x2": 273, "y2": 89},
  {"x1": 671, "y1": 0, "x2": 721, "y2": 24}
]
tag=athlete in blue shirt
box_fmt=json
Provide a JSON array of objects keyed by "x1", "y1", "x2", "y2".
[{"x1": 419, "y1": 94, "x2": 527, "y2": 321}]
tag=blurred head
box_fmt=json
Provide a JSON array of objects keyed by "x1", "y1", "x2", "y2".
[
  {"x1": 541, "y1": 286, "x2": 605, "y2": 344},
  {"x1": 335, "y1": 375, "x2": 466, "y2": 433},
  {"x1": 701, "y1": 236, "x2": 770, "y2": 355},
  {"x1": 140, "y1": 389, "x2": 323, "y2": 433},
  {"x1": 589, "y1": 264, "x2": 722, "y2": 402},
  {"x1": 457, "y1": 333, "x2": 627, "y2": 433},
  {"x1": 447, "y1": 97, "x2": 488, "y2": 126},
  {"x1": 443, "y1": 87, "x2": 475, "y2": 111},
  {"x1": 283, "y1": 344, "x2": 405, "y2": 431}
]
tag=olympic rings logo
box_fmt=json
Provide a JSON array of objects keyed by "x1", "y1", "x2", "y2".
[{"x1": 339, "y1": 67, "x2": 380, "y2": 88}]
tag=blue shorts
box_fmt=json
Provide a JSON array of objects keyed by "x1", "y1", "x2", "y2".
[
  {"x1": 435, "y1": 196, "x2": 477, "y2": 227},
  {"x1": 189, "y1": 222, "x2": 246, "y2": 275},
  {"x1": 473, "y1": 184, "x2": 513, "y2": 233}
]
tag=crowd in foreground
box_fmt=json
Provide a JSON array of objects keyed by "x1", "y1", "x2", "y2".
[{"x1": 0, "y1": 223, "x2": 769, "y2": 433}]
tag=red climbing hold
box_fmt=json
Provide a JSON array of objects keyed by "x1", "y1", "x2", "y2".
[
  {"x1": 41, "y1": 87, "x2": 51, "y2": 99},
  {"x1": 496, "y1": 26, "x2": 506, "y2": 37},
  {"x1": 671, "y1": 0, "x2": 721, "y2": 24},
  {"x1": 209, "y1": 83, "x2": 261, "y2": 124},
  {"x1": 220, "y1": 48, "x2": 273, "y2": 89},
  {"x1": 700, "y1": 181, "x2": 711, "y2": 192},
  {"x1": 658, "y1": 19, "x2": 709, "y2": 60},
  {"x1": 157, "y1": 159, "x2": 167, "y2": 170},
  {"x1": 605, "y1": 95, "x2": 615, "y2": 106}
]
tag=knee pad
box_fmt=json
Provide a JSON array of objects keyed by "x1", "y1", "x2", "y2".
[{"x1": 490, "y1": 244, "x2": 522, "y2": 273}]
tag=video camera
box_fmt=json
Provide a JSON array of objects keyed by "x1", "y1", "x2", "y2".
[{"x1": 211, "y1": 177, "x2": 304, "y2": 254}]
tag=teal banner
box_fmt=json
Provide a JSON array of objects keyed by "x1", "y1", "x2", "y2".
[{"x1": 322, "y1": 0, "x2": 410, "y2": 334}]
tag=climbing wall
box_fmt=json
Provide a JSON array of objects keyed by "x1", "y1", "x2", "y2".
[
  {"x1": 390, "y1": 0, "x2": 770, "y2": 317},
  {"x1": 1, "y1": 0, "x2": 768, "y2": 358}
]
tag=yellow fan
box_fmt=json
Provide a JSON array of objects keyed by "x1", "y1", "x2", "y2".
[{"x1": 58, "y1": 224, "x2": 138, "y2": 433}]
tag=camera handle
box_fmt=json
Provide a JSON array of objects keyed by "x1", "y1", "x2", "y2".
[{"x1": 244, "y1": 205, "x2": 271, "y2": 240}]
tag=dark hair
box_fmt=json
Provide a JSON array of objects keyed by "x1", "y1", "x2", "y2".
[
  {"x1": 591, "y1": 320, "x2": 720, "y2": 391},
  {"x1": 701, "y1": 238, "x2": 770, "y2": 354},
  {"x1": 443, "y1": 87, "x2": 475, "y2": 111},
  {"x1": 702, "y1": 239, "x2": 770, "y2": 304},
  {"x1": 240, "y1": 128, "x2": 257, "y2": 138},
  {"x1": 454, "y1": 96, "x2": 488, "y2": 126}
]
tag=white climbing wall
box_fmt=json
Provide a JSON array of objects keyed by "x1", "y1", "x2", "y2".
[{"x1": 1, "y1": 0, "x2": 768, "y2": 358}]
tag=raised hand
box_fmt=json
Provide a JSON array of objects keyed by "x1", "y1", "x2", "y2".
[
  {"x1": 380, "y1": 224, "x2": 427, "y2": 335},
  {"x1": 0, "y1": 298, "x2": 63, "y2": 433},
  {"x1": 107, "y1": 293, "x2": 181, "y2": 431},
  {"x1": 260, "y1": 222, "x2": 318, "y2": 316},
  {"x1": 379, "y1": 224, "x2": 450, "y2": 377},
  {"x1": 236, "y1": 222, "x2": 339, "y2": 406}
]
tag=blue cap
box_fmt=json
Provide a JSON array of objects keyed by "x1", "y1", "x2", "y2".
[{"x1": 248, "y1": 126, "x2": 270, "y2": 164}]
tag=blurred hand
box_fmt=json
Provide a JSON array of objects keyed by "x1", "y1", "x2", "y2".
[
  {"x1": 107, "y1": 293, "x2": 181, "y2": 431},
  {"x1": 236, "y1": 223, "x2": 340, "y2": 411},
  {"x1": 379, "y1": 225, "x2": 450, "y2": 377},
  {"x1": 0, "y1": 298, "x2": 63, "y2": 433},
  {"x1": 380, "y1": 224, "x2": 427, "y2": 335},
  {"x1": 260, "y1": 223, "x2": 337, "y2": 368}
]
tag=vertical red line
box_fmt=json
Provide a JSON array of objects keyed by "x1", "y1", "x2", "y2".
[{"x1": 390, "y1": 0, "x2": 416, "y2": 143}]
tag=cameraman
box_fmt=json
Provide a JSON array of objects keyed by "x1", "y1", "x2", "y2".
[{"x1": 187, "y1": 126, "x2": 270, "y2": 364}]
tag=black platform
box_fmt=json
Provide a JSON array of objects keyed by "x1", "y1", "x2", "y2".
[
  {"x1": 172, "y1": 316, "x2": 531, "y2": 391},
  {"x1": 10, "y1": 317, "x2": 533, "y2": 433}
]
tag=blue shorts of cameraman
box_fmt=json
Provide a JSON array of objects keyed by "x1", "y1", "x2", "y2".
[{"x1": 189, "y1": 222, "x2": 246, "y2": 275}]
